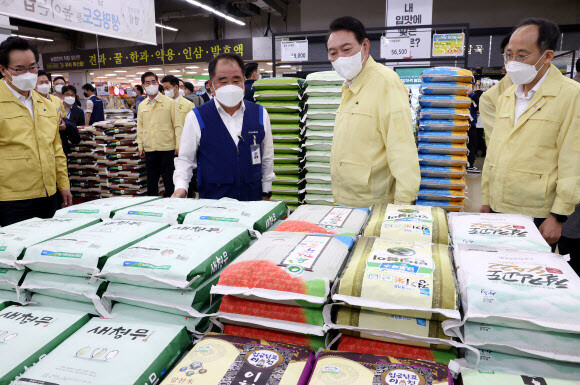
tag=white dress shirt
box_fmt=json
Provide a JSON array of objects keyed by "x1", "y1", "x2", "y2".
[
  {"x1": 174, "y1": 100, "x2": 275, "y2": 193},
  {"x1": 6, "y1": 81, "x2": 34, "y2": 120},
  {"x1": 514, "y1": 67, "x2": 550, "y2": 124},
  {"x1": 144, "y1": 93, "x2": 160, "y2": 106}
]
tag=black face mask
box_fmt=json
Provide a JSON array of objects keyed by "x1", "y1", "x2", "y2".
[{"x1": 83, "y1": 92, "x2": 89, "y2": 98}]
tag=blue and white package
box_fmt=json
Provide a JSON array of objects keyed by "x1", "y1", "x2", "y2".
[
  {"x1": 419, "y1": 95, "x2": 472, "y2": 108},
  {"x1": 418, "y1": 154, "x2": 469, "y2": 166},
  {"x1": 416, "y1": 199, "x2": 464, "y2": 212},
  {"x1": 421, "y1": 67, "x2": 474, "y2": 83},
  {"x1": 417, "y1": 188, "x2": 466, "y2": 201},
  {"x1": 420, "y1": 177, "x2": 466, "y2": 190},
  {"x1": 421, "y1": 82, "x2": 472, "y2": 96},
  {"x1": 418, "y1": 131, "x2": 469, "y2": 144},
  {"x1": 419, "y1": 119, "x2": 470, "y2": 132},
  {"x1": 420, "y1": 165, "x2": 467, "y2": 178},
  {"x1": 419, "y1": 108, "x2": 471, "y2": 120},
  {"x1": 418, "y1": 142, "x2": 469, "y2": 155}
]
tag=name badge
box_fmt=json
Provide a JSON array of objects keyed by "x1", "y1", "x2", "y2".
[{"x1": 251, "y1": 144, "x2": 261, "y2": 165}]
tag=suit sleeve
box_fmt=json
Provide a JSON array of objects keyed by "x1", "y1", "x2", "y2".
[
  {"x1": 172, "y1": 100, "x2": 183, "y2": 150},
  {"x1": 380, "y1": 79, "x2": 420, "y2": 204},
  {"x1": 53, "y1": 117, "x2": 71, "y2": 191},
  {"x1": 136, "y1": 103, "x2": 144, "y2": 152},
  {"x1": 479, "y1": 89, "x2": 496, "y2": 148},
  {"x1": 63, "y1": 118, "x2": 81, "y2": 145}
]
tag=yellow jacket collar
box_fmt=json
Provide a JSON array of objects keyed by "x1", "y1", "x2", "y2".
[
  {"x1": 0, "y1": 79, "x2": 44, "y2": 105},
  {"x1": 345, "y1": 55, "x2": 377, "y2": 95},
  {"x1": 504, "y1": 64, "x2": 563, "y2": 101}
]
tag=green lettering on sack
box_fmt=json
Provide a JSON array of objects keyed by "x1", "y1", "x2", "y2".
[{"x1": 0, "y1": 247, "x2": 6, "y2": 252}]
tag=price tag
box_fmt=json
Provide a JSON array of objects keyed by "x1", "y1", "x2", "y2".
[
  {"x1": 380, "y1": 36, "x2": 412, "y2": 60},
  {"x1": 281, "y1": 40, "x2": 308, "y2": 62}
]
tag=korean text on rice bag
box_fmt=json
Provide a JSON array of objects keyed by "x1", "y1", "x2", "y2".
[
  {"x1": 448, "y1": 213, "x2": 551, "y2": 251},
  {"x1": 419, "y1": 119, "x2": 470, "y2": 132},
  {"x1": 420, "y1": 166, "x2": 467, "y2": 178},
  {"x1": 364, "y1": 204, "x2": 449, "y2": 245},
  {"x1": 421, "y1": 67, "x2": 474, "y2": 83},
  {"x1": 420, "y1": 82, "x2": 472, "y2": 95},
  {"x1": 420, "y1": 177, "x2": 466, "y2": 190},
  {"x1": 181, "y1": 198, "x2": 288, "y2": 234},
  {"x1": 274, "y1": 205, "x2": 370, "y2": 237},
  {"x1": 419, "y1": 108, "x2": 471, "y2": 120},
  {"x1": 100, "y1": 224, "x2": 251, "y2": 289},
  {"x1": 308, "y1": 350, "x2": 452, "y2": 385},
  {"x1": 160, "y1": 333, "x2": 314, "y2": 385},
  {"x1": 54, "y1": 196, "x2": 160, "y2": 219},
  {"x1": 0, "y1": 306, "x2": 90, "y2": 385},
  {"x1": 21, "y1": 220, "x2": 169, "y2": 277},
  {"x1": 212, "y1": 232, "x2": 354, "y2": 307},
  {"x1": 217, "y1": 295, "x2": 326, "y2": 336},
  {"x1": 446, "y1": 244, "x2": 580, "y2": 335},
  {"x1": 12, "y1": 317, "x2": 190, "y2": 385},
  {"x1": 417, "y1": 188, "x2": 466, "y2": 202},
  {"x1": 112, "y1": 198, "x2": 213, "y2": 224},
  {"x1": 418, "y1": 131, "x2": 469, "y2": 144},
  {"x1": 417, "y1": 142, "x2": 469, "y2": 155},
  {"x1": 419, "y1": 95, "x2": 472, "y2": 108},
  {"x1": 0, "y1": 217, "x2": 99, "y2": 269},
  {"x1": 419, "y1": 154, "x2": 469, "y2": 167},
  {"x1": 21, "y1": 272, "x2": 111, "y2": 317},
  {"x1": 334, "y1": 238, "x2": 459, "y2": 321},
  {"x1": 223, "y1": 324, "x2": 327, "y2": 351},
  {"x1": 460, "y1": 368, "x2": 580, "y2": 385}
]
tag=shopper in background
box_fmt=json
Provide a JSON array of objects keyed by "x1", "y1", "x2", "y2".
[
  {"x1": 36, "y1": 70, "x2": 66, "y2": 125},
  {"x1": 82, "y1": 83, "x2": 104, "y2": 126},
  {"x1": 182, "y1": 80, "x2": 203, "y2": 106},
  {"x1": 244, "y1": 62, "x2": 259, "y2": 102},
  {"x1": 132, "y1": 84, "x2": 145, "y2": 118},
  {"x1": 173, "y1": 53, "x2": 275, "y2": 201},
  {"x1": 137, "y1": 71, "x2": 182, "y2": 197},
  {"x1": 201, "y1": 80, "x2": 212, "y2": 103},
  {"x1": 62, "y1": 85, "x2": 85, "y2": 128},
  {"x1": 479, "y1": 34, "x2": 514, "y2": 147},
  {"x1": 326, "y1": 16, "x2": 420, "y2": 208},
  {"x1": 162, "y1": 75, "x2": 194, "y2": 142},
  {"x1": 481, "y1": 18, "x2": 580, "y2": 250},
  {"x1": 0, "y1": 36, "x2": 72, "y2": 226},
  {"x1": 52, "y1": 75, "x2": 66, "y2": 100},
  {"x1": 467, "y1": 85, "x2": 483, "y2": 173},
  {"x1": 574, "y1": 58, "x2": 580, "y2": 82}
]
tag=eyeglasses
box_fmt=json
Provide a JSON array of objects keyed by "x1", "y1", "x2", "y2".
[
  {"x1": 7, "y1": 64, "x2": 40, "y2": 74},
  {"x1": 502, "y1": 51, "x2": 541, "y2": 63}
]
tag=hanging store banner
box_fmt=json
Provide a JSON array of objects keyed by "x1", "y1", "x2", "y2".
[
  {"x1": 384, "y1": 0, "x2": 432, "y2": 60},
  {"x1": 432, "y1": 33, "x2": 465, "y2": 56},
  {"x1": 41, "y1": 38, "x2": 253, "y2": 71},
  {"x1": 0, "y1": 0, "x2": 156, "y2": 45}
]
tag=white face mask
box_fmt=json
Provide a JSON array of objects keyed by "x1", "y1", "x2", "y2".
[
  {"x1": 214, "y1": 84, "x2": 244, "y2": 107},
  {"x1": 145, "y1": 84, "x2": 159, "y2": 96},
  {"x1": 165, "y1": 88, "x2": 175, "y2": 99},
  {"x1": 8, "y1": 72, "x2": 38, "y2": 92},
  {"x1": 331, "y1": 48, "x2": 365, "y2": 81},
  {"x1": 54, "y1": 84, "x2": 64, "y2": 94},
  {"x1": 505, "y1": 52, "x2": 547, "y2": 86},
  {"x1": 64, "y1": 96, "x2": 76, "y2": 105},
  {"x1": 37, "y1": 83, "x2": 51, "y2": 95},
  {"x1": 179, "y1": 88, "x2": 185, "y2": 96}
]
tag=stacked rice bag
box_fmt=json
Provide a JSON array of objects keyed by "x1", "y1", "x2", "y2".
[
  {"x1": 92, "y1": 119, "x2": 150, "y2": 197},
  {"x1": 54, "y1": 195, "x2": 160, "y2": 220},
  {"x1": 0, "y1": 268, "x2": 28, "y2": 308},
  {"x1": 68, "y1": 126, "x2": 101, "y2": 199},
  {"x1": 254, "y1": 77, "x2": 305, "y2": 210},
  {"x1": 417, "y1": 67, "x2": 473, "y2": 212},
  {"x1": 302, "y1": 71, "x2": 343, "y2": 206},
  {"x1": 447, "y1": 244, "x2": 580, "y2": 380}
]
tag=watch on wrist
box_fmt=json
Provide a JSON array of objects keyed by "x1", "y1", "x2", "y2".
[
  {"x1": 550, "y1": 213, "x2": 568, "y2": 223},
  {"x1": 263, "y1": 191, "x2": 272, "y2": 198}
]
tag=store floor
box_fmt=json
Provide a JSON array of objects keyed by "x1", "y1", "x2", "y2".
[{"x1": 465, "y1": 157, "x2": 485, "y2": 213}]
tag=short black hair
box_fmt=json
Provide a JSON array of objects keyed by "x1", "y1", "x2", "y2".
[
  {"x1": 82, "y1": 83, "x2": 96, "y2": 93},
  {"x1": 134, "y1": 84, "x2": 144, "y2": 95},
  {"x1": 500, "y1": 34, "x2": 511, "y2": 54},
  {"x1": 208, "y1": 53, "x2": 245, "y2": 80},
  {"x1": 245, "y1": 62, "x2": 259, "y2": 79},
  {"x1": 576, "y1": 58, "x2": 580, "y2": 73},
  {"x1": 204, "y1": 80, "x2": 209, "y2": 87},
  {"x1": 37, "y1": 70, "x2": 51, "y2": 81},
  {"x1": 328, "y1": 16, "x2": 367, "y2": 45},
  {"x1": 516, "y1": 18, "x2": 560, "y2": 51},
  {"x1": 158, "y1": 84, "x2": 164, "y2": 93},
  {"x1": 141, "y1": 71, "x2": 158, "y2": 84},
  {"x1": 62, "y1": 84, "x2": 77, "y2": 95},
  {"x1": 184, "y1": 82, "x2": 194, "y2": 92},
  {"x1": 0, "y1": 36, "x2": 39, "y2": 68},
  {"x1": 161, "y1": 75, "x2": 179, "y2": 87},
  {"x1": 53, "y1": 76, "x2": 66, "y2": 84}
]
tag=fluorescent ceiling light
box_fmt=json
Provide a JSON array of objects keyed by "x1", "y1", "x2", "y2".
[
  {"x1": 136, "y1": 72, "x2": 145, "y2": 75},
  {"x1": 182, "y1": 0, "x2": 245, "y2": 26},
  {"x1": 89, "y1": 72, "x2": 95, "y2": 75},
  {"x1": 259, "y1": 69, "x2": 265, "y2": 72},
  {"x1": 186, "y1": 72, "x2": 197, "y2": 74},
  {"x1": 158, "y1": 73, "x2": 166, "y2": 76},
  {"x1": 169, "y1": 70, "x2": 181, "y2": 73},
  {"x1": 267, "y1": 62, "x2": 273, "y2": 65},
  {"x1": 265, "y1": 70, "x2": 273, "y2": 73},
  {"x1": 186, "y1": 66, "x2": 199, "y2": 69},
  {"x1": 52, "y1": 74, "x2": 63, "y2": 77},
  {"x1": 156, "y1": 23, "x2": 178, "y2": 32},
  {"x1": 279, "y1": 65, "x2": 291, "y2": 68},
  {"x1": 36, "y1": 37, "x2": 54, "y2": 42},
  {"x1": 12, "y1": 34, "x2": 54, "y2": 42},
  {"x1": 114, "y1": 70, "x2": 127, "y2": 73},
  {"x1": 149, "y1": 68, "x2": 162, "y2": 71}
]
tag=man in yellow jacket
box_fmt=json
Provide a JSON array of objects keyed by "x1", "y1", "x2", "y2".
[
  {"x1": 161, "y1": 74, "x2": 194, "y2": 147},
  {"x1": 137, "y1": 71, "x2": 182, "y2": 197},
  {"x1": 479, "y1": 34, "x2": 513, "y2": 147},
  {"x1": 0, "y1": 37, "x2": 72, "y2": 227},
  {"x1": 327, "y1": 17, "x2": 420, "y2": 208},
  {"x1": 481, "y1": 18, "x2": 580, "y2": 248}
]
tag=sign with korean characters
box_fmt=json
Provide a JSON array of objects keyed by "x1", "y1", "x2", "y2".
[
  {"x1": 281, "y1": 39, "x2": 308, "y2": 62},
  {"x1": 41, "y1": 38, "x2": 252, "y2": 71},
  {"x1": 0, "y1": 0, "x2": 156, "y2": 45},
  {"x1": 385, "y1": 0, "x2": 433, "y2": 60},
  {"x1": 432, "y1": 33, "x2": 465, "y2": 56},
  {"x1": 380, "y1": 36, "x2": 412, "y2": 60}
]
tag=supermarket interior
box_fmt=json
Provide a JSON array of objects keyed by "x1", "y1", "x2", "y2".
[{"x1": 0, "y1": 0, "x2": 579, "y2": 384}]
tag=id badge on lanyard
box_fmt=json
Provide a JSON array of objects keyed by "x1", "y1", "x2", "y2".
[{"x1": 250, "y1": 134, "x2": 261, "y2": 165}]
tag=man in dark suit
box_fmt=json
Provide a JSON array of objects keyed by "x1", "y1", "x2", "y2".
[{"x1": 200, "y1": 80, "x2": 212, "y2": 103}]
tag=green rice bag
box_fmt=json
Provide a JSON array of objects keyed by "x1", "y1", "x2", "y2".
[
  {"x1": 54, "y1": 196, "x2": 160, "y2": 219},
  {"x1": 305, "y1": 119, "x2": 334, "y2": 131},
  {"x1": 20, "y1": 272, "x2": 112, "y2": 317},
  {"x1": 181, "y1": 199, "x2": 288, "y2": 234},
  {"x1": 0, "y1": 217, "x2": 100, "y2": 269},
  {"x1": 274, "y1": 175, "x2": 301, "y2": 185},
  {"x1": 272, "y1": 133, "x2": 302, "y2": 144},
  {"x1": 111, "y1": 198, "x2": 213, "y2": 224},
  {"x1": 269, "y1": 113, "x2": 302, "y2": 124},
  {"x1": 304, "y1": 162, "x2": 331, "y2": 173},
  {"x1": 258, "y1": 100, "x2": 302, "y2": 113},
  {"x1": 254, "y1": 90, "x2": 302, "y2": 101},
  {"x1": 274, "y1": 143, "x2": 301, "y2": 154},
  {"x1": 335, "y1": 237, "x2": 460, "y2": 321},
  {"x1": 12, "y1": 318, "x2": 190, "y2": 385},
  {"x1": 305, "y1": 97, "x2": 341, "y2": 109},
  {"x1": 305, "y1": 173, "x2": 331, "y2": 183},
  {"x1": 305, "y1": 70, "x2": 344, "y2": 86},
  {"x1": 21, "y1": 220, "x2": 169, "y2": 277},
  {"x1": 102, "y1": 275, "x2": 220, "y2": 317},
  {"x1": 0, "y1": 289, "x2": 21, "y2": 311},
  {"x1": 304, "y1": 150, "x2": 331, "y2": 163},
  {"x1": 253, "y1": 77, "x2": 304, "y2": 90},
  {"x1": 271, "y1": 123, "x2": 302, "y2": 134},
  {"x1": 304, "y1": 194, "x2": 334, "y2": 205},
  {"x1": 0, "y1": 306, "x2": 90, "y2": 385},
  {"x1": 274, "y1": 164, "x2": 301, "y2": 175},
  {"x1": 274, "y1": 155, "x2": 301, "y2": 164},
  {"x1": 100, "y1": 225, "x2": 250, "y2": 289},
  {"x1": 30, "y1": 293, "x2": 100, "y2": 315},
  {"x1": 304, "y1": 108, "x2": 338, "y2": 120},
  {"x1": 305, "y1": 139, "x2": 332, "y2": 151},
  {"x1": 305, "y1": 184, "x2": 333, "y2": 195},
  {"x1": 304, "y1": 130, "x2": 334, "y2": 140},
  {"x1": 272, "y1": 184, "x2": 301, "y2": 195},
  {"x1": 304, "y1": 85, "x2": 343, "y2": 96},
  {"x1": 0, "y1": 269, "x2": 25, "y2": 293},
  {"x1": 272, "y1": 194, "x2": 302, "y2": 204}
]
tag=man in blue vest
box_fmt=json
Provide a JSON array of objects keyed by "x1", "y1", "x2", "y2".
[
  {"x1": 82, "y1": 83, "x2": 105, "y2": 126},
  {"x1": 173, "y1": 53, "x2": 275, "y2": 201}
]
